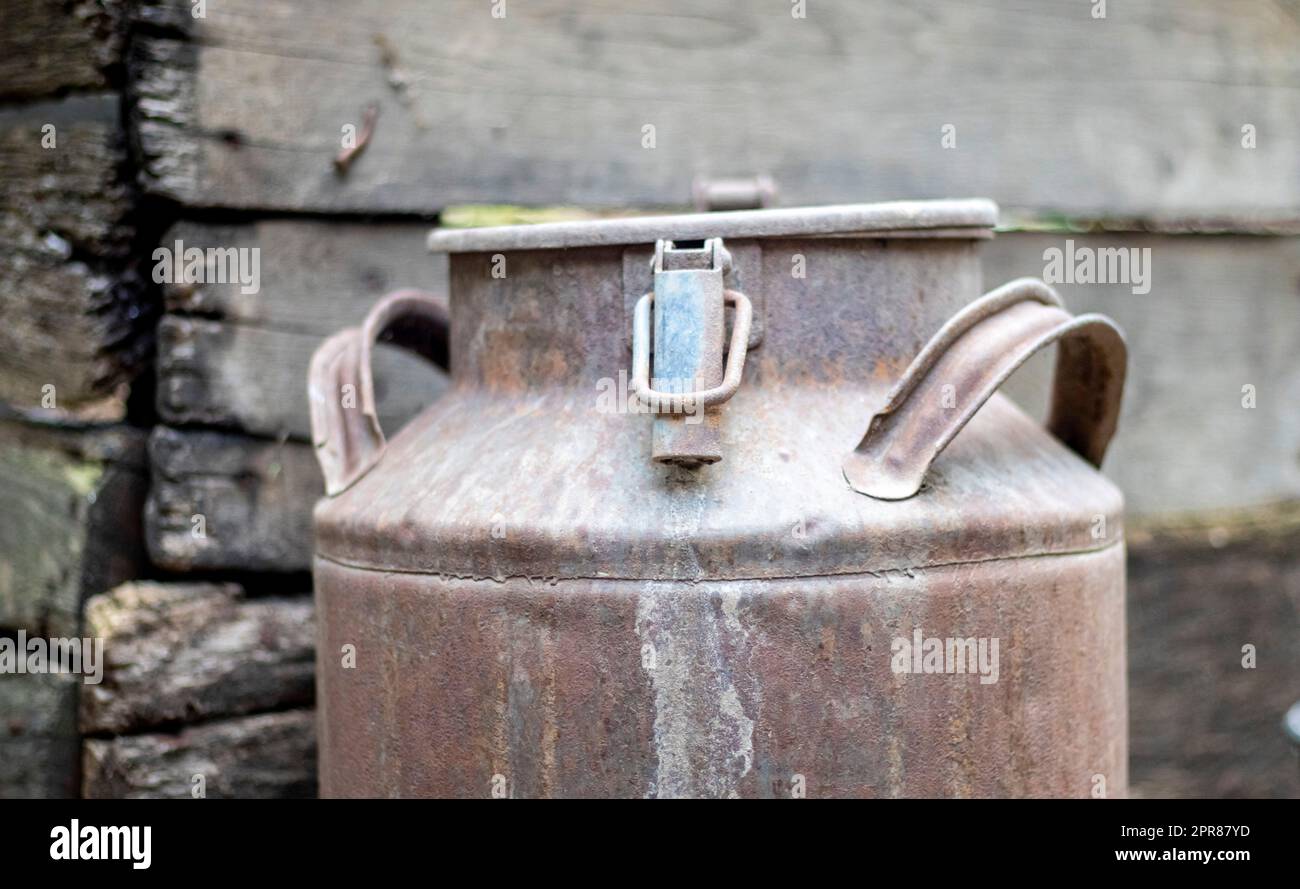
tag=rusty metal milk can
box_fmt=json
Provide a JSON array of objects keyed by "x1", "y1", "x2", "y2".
[{"x1": 308, "y1": 200, "x2": 1128, "y2": 798}]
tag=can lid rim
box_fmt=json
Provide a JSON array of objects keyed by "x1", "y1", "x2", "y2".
[{"x1": 427, "y1": 198, "x2": 998, "y2": 253}]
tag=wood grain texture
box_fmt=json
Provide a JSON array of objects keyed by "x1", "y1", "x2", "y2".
[
  {"x1": 0, "y1": 417, "x2": 147, "y2": 637},
  {"x1": 0, "y1": 96, "x2": 131, "y2": 254},
  {"x1": 1126, "y1": 505, "x2": 1300, "y2": 799},
  {"x1": 82, "y1": 709, "x2": 317, "y2": 798},
  {"x1": 145, "y1": 425, "x2": 321, "y2": 572},
  {"x1": 155, "y1": 221, "x2": 1300, "y2": 516},
  {"x1": 81, "y1": 581, "x2": 314, "y2": 735},
  {"x1": 155, "y1": 219, "x2": 448, "y2": 439},
  {"x1": 161, "y1": 218, "x2": 444, "y2": 334},
  {"x1": 128, "y1": 0, "x2": 1300, "y2": 218},
  {"x1": 147, "y1": 225, "x2": 450, "y2": 569},
  {"x1": 156, "y1": 315, "x2": 447, "y2": 441},
  {"x1": 0, "y1": 96, "x2": 152, "y2": 410},
  {"x1": 0, "y1": 0, "x2": 125, "y2": 101},
  {"x1": 984, "y1": 231, "x2": 1300, "y2": 516}
]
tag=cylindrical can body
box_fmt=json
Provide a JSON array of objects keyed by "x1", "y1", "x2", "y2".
[
  {"x1": 316, "y1": 547, "x2": 1125, "y2": 798},
  {"x1": 310, "y1": 201, "x2": 1128, "y2": 798}
]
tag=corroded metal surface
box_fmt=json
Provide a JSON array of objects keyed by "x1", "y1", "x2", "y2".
[
  {"x1": 844, "y1": 278, "x2": 1127, "y2": 500},
  {"x1": 427, "y1": 199, "x2": 997, "y2": 252},
  {"x1": 314, "y1": 239, "x2": 1122, "y2": 581},
  {"x1": 316, "y1": 545, "x2": 1126, "y2": 798},
  {"x1": 311, "y1": 200, "x2": 1128, "y2": 798},
  {"x1": 307, "y1": 289, "x2": 448, "y2": 495}
]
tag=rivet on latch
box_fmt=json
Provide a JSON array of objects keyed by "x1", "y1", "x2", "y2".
[{"x1": 630, "y1": 238, "x2": 753, "y2": 468}]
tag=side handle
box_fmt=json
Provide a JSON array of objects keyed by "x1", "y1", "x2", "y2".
[
  {"x1": 843, "y1": 278, "x2": 1126, "y2": 500},
  {"x1": 308, "y1": 289, "x2": 449, "y2": 496}
]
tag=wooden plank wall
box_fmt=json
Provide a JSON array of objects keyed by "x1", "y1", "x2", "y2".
[
  {"x1": 0, "y1": 95, "x2": 151, "y2": 413},
  {"x1": 128, "y1": 0, "x2": 1299, "y2": 219},
  {"x1": 124, "y1": 0, "x2": 1300, "y2": 801},
  {"x1": 155, "y1": 220, "x2": 448, "y2": 441},
  {"x1": 0, "y1": 1, "x2": 126, "y2": 102},
  {"x1": 986, "y1": 233, "x2": 1300, "y2": 515},
  {"x1": 80, "y1": 581, "x2": 316, "y2": 799},
  {"x1": 0, "y1": 0, "x2": 1296, "y2": 798},
  {"x1": 0, "y1": 0, "x2": 154, "y2": 798},
  {"x1": 131, "y1": 0, "x2": 1300, "y2": 521}
]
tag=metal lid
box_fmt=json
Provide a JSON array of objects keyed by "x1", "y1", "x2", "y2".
[{"x1": 427, "y1": 198, "x2": 997, "y2": 253}]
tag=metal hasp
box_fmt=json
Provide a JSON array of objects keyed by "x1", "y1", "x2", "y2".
[
  {"x1": 631, "y1": 238, "x2": 752, "y2": 467},
  {"x1": 312, "y1": 200, "x2": 1131, "y2": 798}
]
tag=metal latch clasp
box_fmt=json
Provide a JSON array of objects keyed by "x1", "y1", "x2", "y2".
[{"x1": 630, "y1": 238, "x2": 753, "y2": 467}]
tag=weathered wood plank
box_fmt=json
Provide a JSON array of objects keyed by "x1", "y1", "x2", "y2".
[
  {"x1": 154, "y1": 218, "x2": 448, "y2": 439},
  {"x1": 0, "y1": 416, "x2": 147, "y2": 637},
  {"x1": 0, "y1": 259, "x2": 152, "y2": 414},
  {"x1": 0, "y1": 671, "x2": 80, "y2": 798},
  {"x1": 1126, "y1": 504, "x2": 1300, "y2": 799},
  {"x1": 82, "y1": 709, "x2": 317, "y2": 799},
  {"x1": 0, "y1": 96, "x2": 132, "y2": 253},
  {"x1": 984, "y1": 231, "x2": 1300, "y2": 516},
  {"x1": 129, "y1": 0, "x2": 1300, "y2": 218},
  {"x1": 157, "y1": 314, "x2": 447, "y2": 440},
  {"x1": 145, "y1": 426, "x2": 321, "y2": 572},
  {"x1": 0, "y1": 96, "x2": 152, "y2": 411},
  {"x1": 0, "y1": 0, "x2": 125, "y2": 101},
  {"x1": 161, "y1": 218, "x2": 444, "y2": 335},
  {"x1": 81, "y1": 581, "x2": 314, "y2": 735}
]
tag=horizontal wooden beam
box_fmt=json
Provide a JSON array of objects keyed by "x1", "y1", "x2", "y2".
[
  {"x1": 0, "y1": 0, "x2": 124, "y2": 102},
  {"x1": 82, "y1": 709, "x2": 316, "y2": 798},
  {"x1": 161, "y1": 218, "x2": 444, "y2": 335},
  {"x1": 1126, "y1": 503, "x2": 1300, "y2": 798},
  {"x1": 0, "y1": 416, "x2": 146, "y2": 637},
  {"x1": 156, "y1": 216, "x2": 1300, "y2": 517},
  {"x1": 0, "y1": 96, "x2": 152, "y2": 411},
  {"x1": 129, "y1": 0, "x2": 1298, "y2": 219},
  {"x1": 81, "y1": 581, "x2": 314, "y2": 735},
  {"x1": 155, "y1": 219, "x2": 448, "y2": 439},
  {"x1": 156, "y1": 315, "x2": 447, "y2": 440},
  {"x1": 146, "y1": 426, "x2": 321, "y2": 572}
]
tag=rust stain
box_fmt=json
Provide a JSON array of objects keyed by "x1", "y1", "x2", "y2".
[
  {"x1": 333, "y1": 104, "x2": 378, "y2": 174},
  {"x1": 310, "y1": 203, "x2": 1127, "y2": 798}
]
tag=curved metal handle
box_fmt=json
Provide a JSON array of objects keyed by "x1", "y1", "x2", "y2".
[
  {"x1": 308, "y1": 289, "x2": 449, "y2": 496},
  {"x1": 843, "y1": 278, "x2": 1127, "y2": 500}
]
